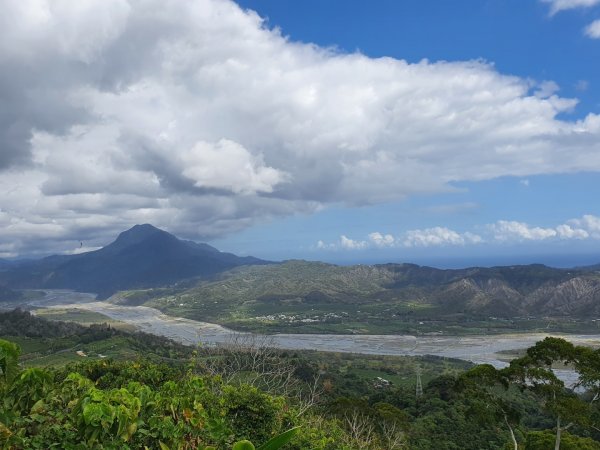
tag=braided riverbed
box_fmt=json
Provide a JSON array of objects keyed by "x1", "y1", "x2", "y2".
[{"x1": 9, "y1": 290, "x2": 600, "y2": 386}]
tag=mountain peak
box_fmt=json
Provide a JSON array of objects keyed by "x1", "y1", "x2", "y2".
[
  {"x1": 123, "y1": 223, "x2": 162, "y2": 235},
  {"x1": 100, "y1": 224, "x2": 180, "y2": 257},
  {"x1": 2, "y1": 224, "x2": 269, "y2": 297},
  {"x1": 113, "y1": 223, "x2": 165, "y2": 246}
]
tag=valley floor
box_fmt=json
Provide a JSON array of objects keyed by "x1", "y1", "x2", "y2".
[{"x1": 5, "y1": 290, "x2": 600, "y2": 384}]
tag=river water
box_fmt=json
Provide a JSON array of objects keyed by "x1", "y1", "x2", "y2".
[{"x1": 8, "y1": 290, "x2": 600, "y2": 384}]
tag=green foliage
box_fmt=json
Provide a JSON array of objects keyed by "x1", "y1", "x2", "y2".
[
  {"x1": 0, "y1": 309, "x2": 191, "y2": 358},
  {"x1": 0, "y1": 339, "x2": 20, "y2": 387},
  {"x1": 233, "y1": 441, "x2": 255, "y2": 450},
  {"x1": 222, "y1": 384, "x2": 285, "y2": 444},
  {"x1": 525, "y1": 430, "x2": 600, "y2": 449},
  {"x1": 0, "y1": 346, "x2": 341, "y2": 449},
  {"x1": 505, "y1": 336, "x2": 600, "y2": 449},
  {"x1": 62, "y1": 359, "x2": 184, "y2": 389},
  {"x1": 257, "y1": 426, "x2": 300, "y2": 450},
  {"x1": 0, "y1": 309, "x2": 194, "y2": 369},
  {"x1": 75, "y1": 386, "x2": 142, "y2": 445},
  {"x1": 2, "y1": 333, "x2": 600, "y2": 449}
]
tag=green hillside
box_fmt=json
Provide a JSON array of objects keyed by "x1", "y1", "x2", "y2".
[
  {"x1": 114, "y1": 260, "x2": 600, "y2": 334},
  {"x1": 0, "y1": 309, "x2": 192, "y2": 368}
]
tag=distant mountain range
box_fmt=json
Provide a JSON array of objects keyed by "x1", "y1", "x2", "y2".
[
  {"x1": 2, "y1": 224, "x2": 600, "y2": 322},
  {"x1": 0, "y1": 224, "x2": 268, "y2": 298},
  {"x1": 120, "y1": 260, "x2": 600, "y2": 329},
  {"x1": 372, "y1": 262, "x2": 600, "y2": 317}
]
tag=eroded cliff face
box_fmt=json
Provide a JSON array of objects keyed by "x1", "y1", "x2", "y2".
[
  {"x1": 526, "y1": 277, "x2": 600, "y2": 315},
  {"x1": 428, "y1": 274, "x2": 600, "y2": 317},
  {"x1": 374, "y1": 264, "x2": 600, "y2": 317}
]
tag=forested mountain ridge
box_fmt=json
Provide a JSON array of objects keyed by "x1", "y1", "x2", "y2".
[
  {"x1": 0, "y1": 224, "x2": 269, "y2": 298},
  {"x1": 118, "y1": 260, "x2": 600, "y2": 334}
]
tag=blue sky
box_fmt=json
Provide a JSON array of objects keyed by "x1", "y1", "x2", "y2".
[
  {"x1": 213, "y1": 0, "x2": 600, "y2": 265},
  {"x1": 1, "y1": 0, "x2": 600, "y2": 266},
  {"x1": 234, "y1": 0, "x2": 600, "y2": 117}
]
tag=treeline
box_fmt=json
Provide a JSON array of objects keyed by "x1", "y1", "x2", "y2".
[
  {"x1": 0, "y1": 309, "x2": 86, "y2": 338},
  {"x1": 0, "y1": 309, "x2": 190, "y2": 359}
]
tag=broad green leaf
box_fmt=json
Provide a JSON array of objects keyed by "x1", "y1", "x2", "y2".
[
  {"x1": 83, "y1": 402, "x2": 115, "y2": 429},
  {"x1": 30, "y1": 399, "x2": 46, "y2": 414},
  {"x1": 257, "y1": 427, "x2": 301, "y2": 450},
  {"x1": 233, "y1": 440, "x2": 255, "y2": 450}
]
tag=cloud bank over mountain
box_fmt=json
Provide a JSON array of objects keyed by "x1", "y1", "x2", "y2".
[{"x1": 1, "y1": 0, "x2": 600, "y2": 256}]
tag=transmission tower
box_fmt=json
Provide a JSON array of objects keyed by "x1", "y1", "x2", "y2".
[{"x1": 415, "y1": 365, "x2": 423, "y2": 398}]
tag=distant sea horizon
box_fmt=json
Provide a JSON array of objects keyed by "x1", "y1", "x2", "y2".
[{"x1": 319, "y1": 253, "x2": 600, "y2": 270}]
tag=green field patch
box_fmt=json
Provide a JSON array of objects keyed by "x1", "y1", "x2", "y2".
[
  {"x1": 34, "y1": 308, "x2": 135, "y2": 331},
  {"x1": 395, "y1": 301, "x2": 436, "y2": 311}
]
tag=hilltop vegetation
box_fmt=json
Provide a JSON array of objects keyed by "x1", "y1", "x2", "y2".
[
  {"x1": 0, "y1": 309, "x2": 192, "y2": 367},
  {"x1": 2, "y1": 313, "x2": 600, "y2": 448},
  {"x1": 115, "y1": 260, "x2": 600, "y2": 334}
]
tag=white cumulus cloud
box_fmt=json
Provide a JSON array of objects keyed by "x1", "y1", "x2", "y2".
[
  {"x1": 489, "y1": 221, "x2": 558, "y2": 241},
  {"x1": 1, "y1": 0, "x2": 600, "y2": 255},
  {"x1": 585, "y1": 19, "x2": 600, "y2": 38},
  {"x1": 315, "y1": 215, "x2": 600, "y2": 251},
  {"x1": 340, "y1": 235, "x2": 368, "y2": 250},
  {"x1": 403, "y1": 227, "x2": 481, "y2": 247},
  {"x1": 489, "y1": 216, "x2": 596, "y2": 242},
  {"x1": 317, "y1": 227, "x2": 482, "y2": 250},
  {"x1": 180, "y1": 139, "x2": 289, "y2": 195},
  {"x1": 368, "y1": 232, "x2": 396, "y2": 248},
  {"x1": 555, "y1": 224, "x2": 589, "y2": 239},
  {"x1": 568, "y1": 214, "x2": 600, "y2": 238},
  {"x1": 542, "y1": 0, "x2": 600, "y2": 15}
]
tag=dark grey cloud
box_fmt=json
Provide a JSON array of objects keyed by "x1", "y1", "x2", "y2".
[{"x1": 0, "y1": 67, "x2": 91, "y2": 169}]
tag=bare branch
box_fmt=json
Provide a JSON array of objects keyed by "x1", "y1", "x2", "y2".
[
  {"x1": 380, "y1": 420, "x2": 407, "y2": 449},
  {"x1": 343, "y1": 410, "x2": 376, "y2": 450}
]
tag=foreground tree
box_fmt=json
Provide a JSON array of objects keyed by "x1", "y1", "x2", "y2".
[
  {"x1": 506, "y1": 337, "x2": 599, "y2": 450},
  {"x1": 457, "y1": 364, "x2": 521, "y2": 449}
]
